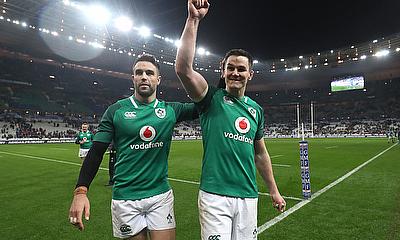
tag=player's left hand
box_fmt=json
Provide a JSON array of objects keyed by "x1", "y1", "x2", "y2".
[{"x1": 271, "y1": 192, "x2": 286, "y2": 213}]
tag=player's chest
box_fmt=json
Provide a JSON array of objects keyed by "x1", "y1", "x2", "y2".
[
  {"x1": 79, "y1": 132, "x2": 91, "y2": 138},
  {"x1": 114, "y1": 107, "x2": 175, "y2": 134}
]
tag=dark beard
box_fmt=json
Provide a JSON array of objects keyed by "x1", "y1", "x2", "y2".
[{"x1": 136, "y1": 86, "x2": 155, "y2": 98}]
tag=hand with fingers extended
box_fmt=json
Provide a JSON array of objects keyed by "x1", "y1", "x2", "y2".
[
  {"x1": 188, "y1": 0, "x2": 210, "y2": 20},
  {"x1": 271, "y1": 192, "x2": 286, "y2": 213},
  {"x1": 69, "y1": 186, "x2": 90, "y2": 231}
]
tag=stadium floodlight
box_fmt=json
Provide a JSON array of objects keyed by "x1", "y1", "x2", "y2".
[
  {"x1": 114, "y1": 16, "x2": 133, "y2": 32},
  {"x1": 374, "y1": 49, "x2": 389, "y2": 57},
  {"x1": 253, "y1": 60, "x2": 259, "y2": 64},
  {"x1": 174, "y1": 40, "x2": 181, "y2": 48},
  {"x1": 396, "y1": 47, "x2": 400, "y2": 52},
  {"x1": 76, "y1": 38, "x2": 86, "y2": 44},
  {"x1": 197, "y1": 47, "x2": 206, "y2": 55},
  {"x1": 89, "y1": 41, "x2": 106, "y2": 49},
  {"x1": 360, "y1": 55, "x2": 367, "y2": 60},
  {"x1": 21, "y1": 22, "x2": 27, "y2": 27},
  {"x1": 63, "y1": 0, "x2": 71, "y2": 6},
  {"x1": 84, "y1": 4, "x2": 111, "y2": 26},
  {"x1": 138, "y1": 26, "x2": 151, "y2": 37}
]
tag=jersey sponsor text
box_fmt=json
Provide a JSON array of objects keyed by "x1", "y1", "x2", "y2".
[
  {"x1": 129, "y1": 141, "x2": 164, "y2": 150},
  {"x1": 223, "y1": 131, "x2": 253, "y2": 144}
]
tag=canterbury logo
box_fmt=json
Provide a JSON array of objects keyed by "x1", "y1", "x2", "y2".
[
  {"x1": 208, "y1": 235, "x2": 221, "y2": 240},
  {"x1": 119, "y1": 224, "x2": 132, "y2": 234},
  {"x1": 124, "y1": 111, "x2": 136, "y2": 119}
]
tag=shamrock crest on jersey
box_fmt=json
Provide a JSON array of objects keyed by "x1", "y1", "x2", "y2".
[
  {"x1": 155, "y1": 108, "x2": 166, "y2": 119},
  {"x1": 248, "y1": 107, "x2": 256, "y2": 119}
]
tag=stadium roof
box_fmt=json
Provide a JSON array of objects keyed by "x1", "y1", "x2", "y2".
[
  {"x1": 1, "y1": 0, "x2": 400, "y2": 92},
  {"x1": 3, "y1": 0, "x2": 400, "y2": 59}
]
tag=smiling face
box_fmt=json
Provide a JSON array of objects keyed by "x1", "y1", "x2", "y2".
[
  {"x1": 81, "y1": 123, "x2": 88, "y2": 132},
  {"x1": 222, "y1": 55, "x2": 254, "y2": 96},
  {"x1": 132, "y1": 60, "x2": 161, "y2": 102}
]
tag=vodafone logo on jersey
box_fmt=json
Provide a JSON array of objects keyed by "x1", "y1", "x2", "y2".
[
  {"x1": 235, "y1": 117, "x2": 250, "y2": 134},
  {"x1": 139, "y1": 126, "x2": 156, "y2": 141}
]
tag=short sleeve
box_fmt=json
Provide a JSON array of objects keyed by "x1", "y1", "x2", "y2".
[
  {"x1": 195, "y1": 86, "x2": 218, "y2": 114},
  {"x1": 169, "y1": 102, "x2": 199, "y2": 122},
  {"x1": 93, "y1": 103, "x2": 120, "y2": 143}
]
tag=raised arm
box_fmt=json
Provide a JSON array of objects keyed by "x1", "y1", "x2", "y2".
[
  {"x1": 254, "y1": 139, "x2": 286, "y2": 212},
  {"x1": 175, "y1": 0, "x2": 210, "y2": 102}
]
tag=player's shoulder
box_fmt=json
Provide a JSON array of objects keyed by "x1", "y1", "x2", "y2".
[
  {"x1": 243, "y1": 95, "x2": 262, "y2": 111},
  {"x1": 105, "y1": 97, "x2": 129, "y2": 111},
  {"x1": 163, "y1": 100, "x2": 183, "y2": 112},
  {"x1": 115, "y1": 97, "x2": 132, "y2": 107}
]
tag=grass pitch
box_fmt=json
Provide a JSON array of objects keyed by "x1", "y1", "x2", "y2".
[{"x1": 0, "y1": 138, "x2": 399, "y2": 239}]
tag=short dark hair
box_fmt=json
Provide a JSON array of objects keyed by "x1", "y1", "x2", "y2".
[
  {"x1": 133, "y1": 54, "x2": 160, "y2": 73},
  {"x1": 217, "y1": 49, "x2": 253, "y2": 89},
  {"x1": 220, "y1": 49, "x2": 253, "y2": 70}
]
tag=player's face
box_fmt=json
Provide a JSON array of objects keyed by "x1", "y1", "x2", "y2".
[
  {"x1": 132, "y1": 61, "x2": 160, "y2": 98},
  {"x1": 82, "y1": 124, "x2": 88, "y2": 132},
  {"x1": 223, "y1": 55, "x2": 253, "y2": 92}
]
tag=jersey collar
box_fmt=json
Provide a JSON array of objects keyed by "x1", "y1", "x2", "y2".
[
  {"x1": 224, "y1": 89, "x2": 248, "y2": 103},
  {"x1": 129, "y1": 96, "x2": 159, "y2": 109}
]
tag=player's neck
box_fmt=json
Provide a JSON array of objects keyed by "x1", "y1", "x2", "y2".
[
  {"x1": 134, "y1": 93, "x2": 156, "y2": 104},
  {"x1": 226, "y1": 87, "x2": 245, "y2": 99}
]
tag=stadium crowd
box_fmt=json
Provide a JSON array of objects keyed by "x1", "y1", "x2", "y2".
[{"x1": 1, "y1": 48, "x2": 400, "y2": 140}]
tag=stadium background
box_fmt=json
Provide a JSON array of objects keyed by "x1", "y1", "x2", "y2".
[{"x1": 0, "y1": 1, "x2": 399, "y2": 239}]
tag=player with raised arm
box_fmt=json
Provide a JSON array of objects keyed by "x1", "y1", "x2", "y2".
[{"x1": 175, "y1": 1, "x2": 286, "y2": 239}]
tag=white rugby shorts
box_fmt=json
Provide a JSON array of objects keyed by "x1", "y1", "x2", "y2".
[
  {"x1": 112, "y1": 189, "x2": 175, "y2": 238},
  {"x1": 198, "y1": 190, "x2": 258, "y2": 240},
  {"x1": 78, "y1": 148, "x2": 90, "y2": 158}
]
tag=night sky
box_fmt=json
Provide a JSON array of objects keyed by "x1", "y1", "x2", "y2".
[{"x1": 108, "y1": 0, "x2": 400, "y2": 60}]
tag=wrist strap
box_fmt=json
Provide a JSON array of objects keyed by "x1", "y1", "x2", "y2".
[{"x1": 74, "y1": 186, "x2": 88, "y2": 196}]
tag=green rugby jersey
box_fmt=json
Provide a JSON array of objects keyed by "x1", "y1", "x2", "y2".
[
  {"x1": 76, "y1": 131, "x2": 93, "y2": 149},
  {"x1": 94, "y1": 96, "x2": 197, "y2": 200},
  {"x1": 196, "y1": 86, "x2": 265, "y2": 198}
]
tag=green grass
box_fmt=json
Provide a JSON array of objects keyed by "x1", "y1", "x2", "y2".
[{"x1": 0, "y1": 138, "x2": 399, "y2": 239}]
